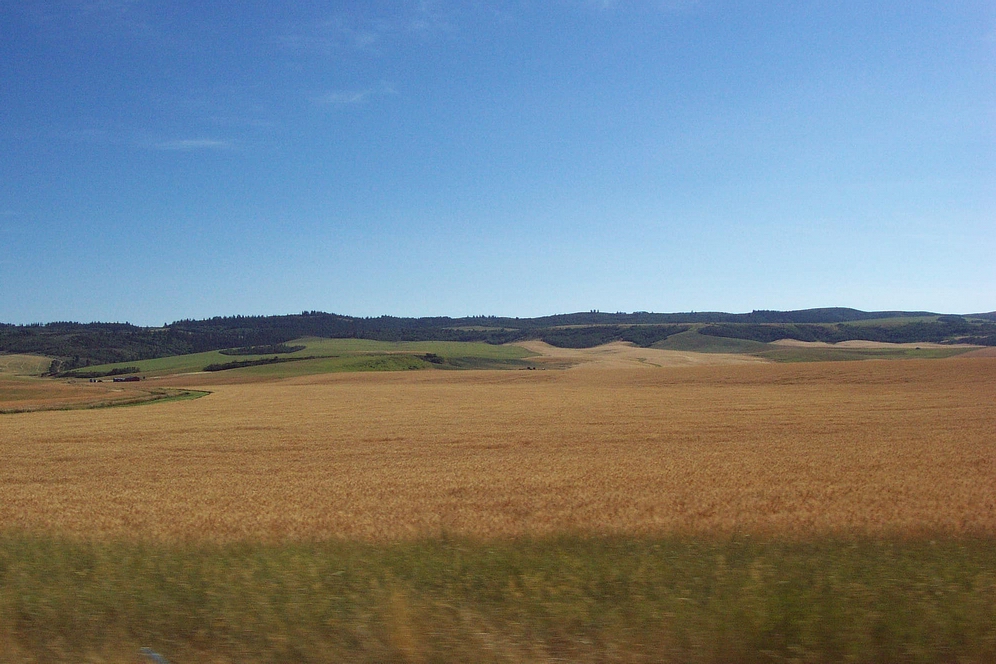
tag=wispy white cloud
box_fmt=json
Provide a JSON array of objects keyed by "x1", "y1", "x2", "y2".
[
  {"x1": 62, "y1": 123, "x2": 249, "y2": 152},
  {"x1": 149, "y1": 138, "x2": 234, "y2": 151},
  {"x1": 278, "y1": 3, "x2": 456, "y2": 56},
  {"x1": 314, "y1": 81, "x2": 396, "y2": 107}
]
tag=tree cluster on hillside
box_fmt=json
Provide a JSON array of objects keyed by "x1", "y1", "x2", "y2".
[
  {"x1": 1, "y1": 323, "x2": 198, "y2": 372},
  {"x1": 202, "y1": 356, "x2": 317, "y2": 372},
  {"x1": 219, "y1": 344, "x2": 307, "y2": 356},
  {"x1": 698, "y1": 318, "x2": 996, "y2": 345}
]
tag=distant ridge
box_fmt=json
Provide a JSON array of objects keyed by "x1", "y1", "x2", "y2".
[{"x1": 2, "y1": 308, "x2": 993, "y2": 372}]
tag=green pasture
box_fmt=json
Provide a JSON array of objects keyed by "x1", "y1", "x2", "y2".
[
  {"x1": 63, "y1": 338, "x2": 536, "y2": 378},
  {"x1": 294, "y1": 337, "x2": 533, "y2": 360},
  {"x1": 1, "y1": 533, "x2": 993, "y2": 663},
  {"x1": 59, "y1": 349, "x2": 238, "y2": 377},
  {"x1": 653, "y1": 329, "x2": 770, "y2": 354},
  {"x1": 217, "y1": 354, "x2": 427, "y2": 378}
]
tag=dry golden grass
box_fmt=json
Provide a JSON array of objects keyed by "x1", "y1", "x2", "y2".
[
  {"x1": 0, "y1": 376, "x2": 171, "y2": 412},
  {"x1": 961, "y1": 346, "x2": 996, "y2": 358},
  {"x1": 1, "y1": 358, "x2": 994, "y2": 541}
]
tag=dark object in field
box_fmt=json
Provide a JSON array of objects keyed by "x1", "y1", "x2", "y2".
[
  {"x1": 139, "y1": 648, "x2": 169, "y2": 663},
  {"x1": 112, "y1": 376, "x2": 141, "y2": 382},
  {"x1": 419, "y1": 353, "x2": 445, "y2": 364}
]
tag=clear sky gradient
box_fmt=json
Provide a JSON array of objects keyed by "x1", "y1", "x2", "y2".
[{"x1": 2, "y1": 1, "x2": 993, "y2": 325}]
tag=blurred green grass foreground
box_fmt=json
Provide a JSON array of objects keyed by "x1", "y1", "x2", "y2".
[{"x1": 1, "y1": 534, "x2": 994, "y2": 663}]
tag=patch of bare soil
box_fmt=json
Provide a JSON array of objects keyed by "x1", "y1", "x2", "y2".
[{"x1": 514, "y1": 340, "x2": 767, "y2": 369}]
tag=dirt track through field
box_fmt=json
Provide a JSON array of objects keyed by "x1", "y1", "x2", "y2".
[{"x1": 1, "y1": 358, "x2": 994, "y2": 541}]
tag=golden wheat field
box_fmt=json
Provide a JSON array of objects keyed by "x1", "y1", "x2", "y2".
[
  {"x1": 0, "y1": 376, "x2": 174, "y2": 413},
  {"x1": 1, "y1": 357, "x2": 994, "y2": 541}
]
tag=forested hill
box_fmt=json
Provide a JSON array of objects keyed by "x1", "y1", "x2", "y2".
[{"x1": 2, "y1": 308, "x2": 994, "y2": 372}]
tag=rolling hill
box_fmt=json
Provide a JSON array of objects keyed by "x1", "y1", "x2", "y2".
[{"x1": 1, "y1": 308, "x2": 993, "y2": 374}]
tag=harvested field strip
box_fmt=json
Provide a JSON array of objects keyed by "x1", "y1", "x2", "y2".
[
  {"x1": 1, "y1": 534, "x2": 994, "y2": 663},
  {"x1": 756, "y1": 345, "x2": 972, "y2": 362},
  {"x1": 2, "y1": 358, "x2": 993, "y2": 541},
  {"x1": 515, "y1": 339, "x2": 765, "y2": 368}
]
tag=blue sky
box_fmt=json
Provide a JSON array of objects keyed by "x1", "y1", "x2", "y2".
[{"x1": 1, "y1": 1, "x2": 993, "y2": 325}]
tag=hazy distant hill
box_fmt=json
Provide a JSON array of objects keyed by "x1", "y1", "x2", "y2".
[{"x1": 2, "y1": 308, "x2": 994, "y2": 373}]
